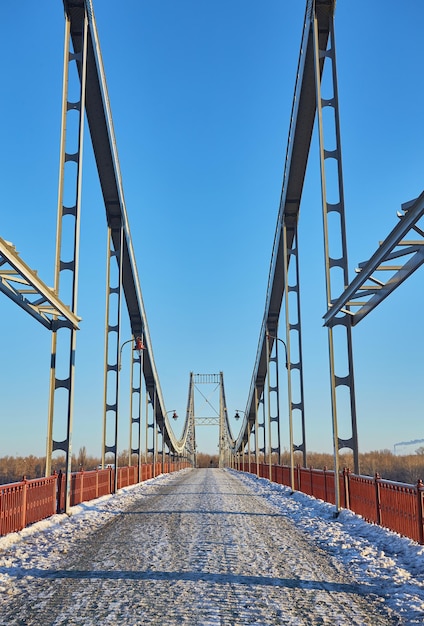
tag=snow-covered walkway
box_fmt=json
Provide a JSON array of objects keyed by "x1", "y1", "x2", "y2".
[{"x1": 0, "y1": 468, "x2": 423, "y2": 624}]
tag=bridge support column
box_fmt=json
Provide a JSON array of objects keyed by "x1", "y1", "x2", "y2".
[
  {"x1": 46, "y1": 9, "x2": 88, "y2": 513},
  {"x1": 153, "y1": 393, "x2": 158, "y2": 476},
  {"x1": 312, "y1": 3, "x2": 359, "y2": 510},
  {"x1": 128, "y1": 339, "x2": 143, "y2": 482},
  {"x1": 266, "y1": 325, "x2": 281, "y2": 480},
  {"x1": 102, "y1": 225, "x2": 124, "y2": 493},
  {"x1": 247, "y1": 421, "x2": 251, "y2": 474},
  {"x1": 254, "y1": 387, "x2": 260, "y2": 477},
  {"x1": 144, "y1": 384, "x2": 156, "y2": 473},
  {"x1": 144, "y1": 390, "x2": 150, "y2": 463},
  {"x1": 282, "y1": 223, "x2": 307, "y2": 490}
]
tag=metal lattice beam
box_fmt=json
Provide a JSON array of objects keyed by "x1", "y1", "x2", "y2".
[
  {"x1": 0, "y1": 237, "x2": 80, "y2": 331},
  {"x1": 195, "y1": 417, "x2": 220, "y2": 426},
  {"x1": 323, "y1": 191, "x2": 424, "y2": 327}
]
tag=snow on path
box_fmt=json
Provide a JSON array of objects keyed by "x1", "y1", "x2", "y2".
[{"x1": 0, "y1": 468, "x2": 420, "y2": 624}]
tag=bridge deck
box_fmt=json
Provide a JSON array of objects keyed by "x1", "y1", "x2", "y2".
[{"x1": 0, "y1": 469, "x2": 401, "y2": 624}]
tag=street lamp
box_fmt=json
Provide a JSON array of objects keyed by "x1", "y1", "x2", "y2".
[
  {"x1": 162, "y1": 411, "x2": 178, "y2": 470},
  {"x1": 232, "y1": 410, "x2": 248, "y2": 471},
  {"x1": 119, "y1": 336, "x2": 145, "y2": 370},
  {"x1": 234, "y1": 409, "x2": 247, "y2": 468}
]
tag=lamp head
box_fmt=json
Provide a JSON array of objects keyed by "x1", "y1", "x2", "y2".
[{"x1": 135, "y1": 336, "x2": 145, "y2": 354}]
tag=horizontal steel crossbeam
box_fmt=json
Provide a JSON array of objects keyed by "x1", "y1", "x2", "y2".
[
  {"x1": 323, "y1": 190, "x2": 424, "y2": 327},
  {"x1": 195, "y1": 417, "x2": 220, "y2": 426},
  {"x1": 193, "y1": 373, "x2": 221, "y2": 384},
  {"x1": 0, "y1": 237, "x2": 80, "y2": 330}
]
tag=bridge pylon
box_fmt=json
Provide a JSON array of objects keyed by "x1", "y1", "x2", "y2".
[
  {"x1": 188, "y1": 373, "x2": 233, "y2": 467},
  {"x1": 45, "y1": 8, "x2": 89, "y2": 513}
]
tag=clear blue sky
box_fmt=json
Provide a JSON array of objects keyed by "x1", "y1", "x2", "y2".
[{"x1": 1, "y1": 1, "x2": 423, "y2": 462}]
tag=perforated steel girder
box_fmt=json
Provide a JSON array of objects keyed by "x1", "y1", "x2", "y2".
[
  {"x1": 324, "y1": 191, "x2": 424, "y2": 327},
  {"x1": 0, "y1": 237, "x2": 80, "y2": 330}
]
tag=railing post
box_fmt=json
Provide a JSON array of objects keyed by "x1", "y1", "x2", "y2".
[
  {"x1": 343, "y1": 467, "x2": 350, "y2": 510},
  {"x1": 56, "y1": 471, "x2": 62, "y2": 513},
  {"x1": 323, "y1": 466, "x2": 328, "y2": 503},
  {"x1": 0, "y1": 487, "x2": 4, "y2": 536},
  {"x1": 375, "y1": 473, "x2": 382, "y2": 526},
  {"x1": 51, "y1": 474, "x2": 56, "y2": 517},
  {"x1": 21, "y1": 476, "x2": 28, "y2": 531},
  {"x1": 80, "y1": 469, "x2": 84, "y2": 504},
  {"x1": 417, "y1": 479, "x2": 424, "y2": 545}
]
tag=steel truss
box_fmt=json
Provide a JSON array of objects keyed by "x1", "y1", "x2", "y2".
[
  {"x1": 324, "y1": 191, "x2": 424, "y2": 326},
  {"x1": 0, "y1": 238, "x2": 79, "y2": 331},
  {"x1": 196, "y1": 417, "x2": 220, "y2": 426}
]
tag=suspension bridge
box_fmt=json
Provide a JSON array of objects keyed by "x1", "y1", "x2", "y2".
[{"x1": 1, "y1": 1, "x2": 423, "y2": 622}]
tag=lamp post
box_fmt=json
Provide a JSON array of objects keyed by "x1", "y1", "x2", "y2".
[
  {"x1": 162, "y1": 410, "x2": 178, "y2": 472},
  {"x1": 219, "y1": 435, "x2": 226, "y2": 469},
  {"x1": 266, "y1": 333, "x2": 288, "y2": 369},
  {"x1": 119, "y1": 336, "x2": 145, "y2": 371},
  {"x1": 266, "y1": 332, "x2": 295, "y2": 492},
  {"x1": 234, "y1": 409, "x2": 246, "y2": 471}
]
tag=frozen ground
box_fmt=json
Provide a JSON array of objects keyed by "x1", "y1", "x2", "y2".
[{"x1": 0, "y1": 468, "x2": 423, "y2": 625}]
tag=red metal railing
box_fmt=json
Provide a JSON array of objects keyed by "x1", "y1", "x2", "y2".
[
  {"x1": 0, "y1": 460, "x2": 189, "y2": 537},
  {"x1": 26, "y1": 476, "x2": 57, "y2": 526},
  {"x1": 242, "y1": 463, "x2": 424, "y2": 545},
  {"x1": 0, "y1": 482, "x2": 26, "y2": 536},
  {"x1": 5, "y1": 460, "x2": 421, "y2": 544},
  {"x1": 0, "y1": 476, "x2": 57, "y2": 535}
]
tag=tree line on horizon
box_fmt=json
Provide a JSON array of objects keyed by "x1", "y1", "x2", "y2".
[{"x1": 1, "y1": 447, "x2": 424, "y2": 486}]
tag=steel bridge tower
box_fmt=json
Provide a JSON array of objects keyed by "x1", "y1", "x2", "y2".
[{"x1": 185, "y1": 373, "x2": 234, "y2": 468}]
